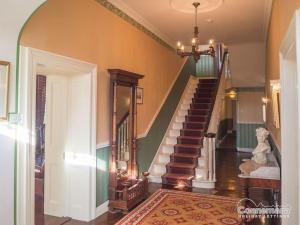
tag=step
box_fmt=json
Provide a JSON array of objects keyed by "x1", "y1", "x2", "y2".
[
  {"x1": 162, "y1": 144, "x2": 174, "y2": 154},
  {"x1": 169, "y1": 129, "x2": 180, "y2": 137},
  {"x1": 193, "y1": 98, "x2": 212, "y2": 104},
  {"x1": 175, "y1": 115, "x2": 185, "y2": 122},
  {"x1": 162, "y1": 173, "x2": 194, "y2": 187},
  {"x1": 166, "y1": 162, "x2": 196, "y2": 175},
  {"x1": 188, "y1": 109, "x2": 210, "y2": 116},
  {"x1": 190, "y1": 103, "x2": 211, "y2": 110},
  {"x1": 198, "y1": 79, "x2": 217, "y2": 84},
  {"x1": 180, "y1": 104, "x2": 190, "y2": 110},
  {"x1": 180, "y1": 129, "x2": 203, "y2": 137},
  {"x1": 174, "y1": 144, "x2": 201, "y2": 155},
  {"x1": 185, "y1": 115, "x2": 207, "y2": 122},
  {"x1": 158, "y1": 153, "x2": 170, "y2": 164},
  {"x1": 183, "y1": 121, "x2": 205, "y2": 129},
  {"x1": 165, "y1": 137, "x2": 177, "y2": 145},
  {"x1": 178, "y1": 109, "x2": 188, "y2": 117},
  {"x1": 172, "y1": 122, "x2": 183, "y2": 130},
  {"x1": 153, "y1": 163, "x2": 166, "y2": 175},
  {"x1": 198, "y1": 83, "x2": 216, "y2": 88},
  {"x1": 170, "y1": 152, "x2": 199, "y2": 164},
  {"x1": 195, "y1": 87, "x2": 215, "y2": 93},
  {"x1": 195, "y1": 92, "x2": 214, "y2": 98},
  {"x1": 177, "y1": 136, "x2": 203, "y2": 145}
]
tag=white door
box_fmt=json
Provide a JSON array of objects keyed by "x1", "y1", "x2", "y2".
[
  {"x1": 44, "y1": 75, "x2": 68, "y2": 217},
  {"x1": 65, "y1": 74, "x2": 93, "y2": 221}
]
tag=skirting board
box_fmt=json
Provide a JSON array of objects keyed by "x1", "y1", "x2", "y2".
[
  {"x1": 95, "y1": 200, "x2": 109, "y2": 218},
  {"x1": 237, "y1": 147, "x2": 254, "y2": 153}
]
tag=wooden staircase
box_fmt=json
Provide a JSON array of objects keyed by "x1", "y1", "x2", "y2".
[{"x1": 161, "y1": 78, "x2": 218, "y2": 188}]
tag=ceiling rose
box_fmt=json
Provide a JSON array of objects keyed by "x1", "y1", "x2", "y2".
[{"x1": 170, "y1": 0, "x2": 223, "y2": 14}]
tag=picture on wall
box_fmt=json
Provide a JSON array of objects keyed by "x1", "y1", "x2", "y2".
[
  {"x1": 0, "y1": 61, "x2": 10, "y2": 121},
  {"x1": 136, "y1": 87, "x2": 143, "y2": 104}
]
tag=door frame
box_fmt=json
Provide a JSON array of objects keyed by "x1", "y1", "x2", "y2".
[
  {"x1": 17, "y1": 47, "x2": 97, "y2": 225},
  {"x1": 280, "y1": 9, "x2": 300, "y2": 225}
]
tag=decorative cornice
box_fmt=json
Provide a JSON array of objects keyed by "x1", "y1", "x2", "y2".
[{"x1": 95, "y1": 0, "x2": 175, "y2": 51}]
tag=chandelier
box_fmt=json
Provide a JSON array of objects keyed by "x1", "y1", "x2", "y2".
[{"x1": 176, "y1": 2, "x2": 215, "y2": 62}]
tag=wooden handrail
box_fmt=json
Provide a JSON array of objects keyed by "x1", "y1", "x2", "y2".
[{"x1": 204, "y1": 44, "x2": 229, "y2": 133}]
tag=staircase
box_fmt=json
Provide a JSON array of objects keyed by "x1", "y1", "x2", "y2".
[{"x1": 161, "y1": 78, "x2": 218, "y2": 188}]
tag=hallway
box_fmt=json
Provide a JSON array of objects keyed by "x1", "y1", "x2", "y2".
[{"x1": 38, "y1": 135, "x2": 279, "y2": 225}]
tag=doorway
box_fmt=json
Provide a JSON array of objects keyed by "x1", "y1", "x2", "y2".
[
  {"x1": 280, "y1": 10, "x2": 300, "y2": 225},
  {"x1": 17, "y1": 47, "x2": 97, "y2": 225}
]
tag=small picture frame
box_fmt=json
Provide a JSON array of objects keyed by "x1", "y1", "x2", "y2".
[
  {"x1": 136, "y1": 87, "x2": 143, "y2": 104},
  {"x1": 0, "y1": 61, "x2": 10, "y2": 121}
]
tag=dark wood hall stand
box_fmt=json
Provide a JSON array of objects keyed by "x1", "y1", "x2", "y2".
[{"x1": 108, "y1": 69, "x2": 148, "y2": 214}]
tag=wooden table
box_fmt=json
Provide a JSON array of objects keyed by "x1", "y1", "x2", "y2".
[{"x1": 239, "y1": 175, "x2": 281, "y2": 205}]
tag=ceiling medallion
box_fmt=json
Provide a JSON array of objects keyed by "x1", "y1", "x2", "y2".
[
  {"x1": 176, "y1": 2, "x2": 215, "y2": 62},
  {"x1": 170, "y1": 0, "x2": 223, "y2": 14}
]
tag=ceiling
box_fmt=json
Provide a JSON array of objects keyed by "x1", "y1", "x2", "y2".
[{"x1": 108, "y1": 0, "x2": 272, "y2": 47}]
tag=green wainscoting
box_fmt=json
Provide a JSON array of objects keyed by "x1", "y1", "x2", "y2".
[
  {"x1": 196, "y1": 55, "x2": 215, "y2": 77},
  {"x1": 268, "y1": 135, "x2": 281, "y2": 167},
  {"x1": 96, "y1": 146, "x2": 110, "y2": 207},
  {"x1": 217, "y1": 118, "x2": 233, "y2": 141},
  {"x1": 137, "y1": 57, "x2": 196, "y2": 174},
  {"x1": 236, "y1": 123, "x2": 265, "y2": 149}
]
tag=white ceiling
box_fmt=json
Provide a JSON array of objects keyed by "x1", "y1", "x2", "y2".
[{"x1": 108, "y1": 0, "x2": 272, "y2": 47}]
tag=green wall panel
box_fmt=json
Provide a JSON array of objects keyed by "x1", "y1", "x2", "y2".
[
  {"x1": 196, "y1": 55, "x2": 215, "y2": 77},
  {"x1": 236, "y1": 123, "x2": 265, "y2": 148},
  {"x1": 137, "y1": 57, "x2": 196, "y2": 174},
  {"x1": 96, "y1": 146, "x2": 110, "y2": 206}
]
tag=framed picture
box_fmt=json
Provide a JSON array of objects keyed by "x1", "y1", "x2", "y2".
[
  {"x1": 0, "y1": 61, "x2": 10, "y2": 121},
  {"x1": 136, "y1": 87, "x2": 143, "y2": 104}
]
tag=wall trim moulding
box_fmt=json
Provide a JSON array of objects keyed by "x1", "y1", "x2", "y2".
[
  {"x1": 95, "y1": 200, "x2": 109, "y2": 218},
  {"x1": 96, "y1": 0, "x2": 175, "y2": 51},
  {"x1": 96, "y1": 142, "x2": 110, "y2": 149},
  {"x1": 263, "y1": 0, "x2": 273, "y2": 41}
]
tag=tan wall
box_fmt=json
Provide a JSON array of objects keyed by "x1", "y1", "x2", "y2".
[
  {"x1": 266, "y1": 0, "x2": 300, "y2": 148},
  {"x1": 237, "y1": 91, "x2": 264, "y2": 124},
  {"x1": 20, "y1": 0, "x2": 183, "y2": 144},
  {"x1": 229, "y1": 42, "x2": 266, "y2": 87}
]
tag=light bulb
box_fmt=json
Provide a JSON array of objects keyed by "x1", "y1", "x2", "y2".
[
  {"x1": 192, "y1": 38, "x2": 196, "y2": 46},
  {"x1": 209, "y1": 39, "x2": 214, "y2": 46},
  {"x1": 177, "y1": 41, "x2": 181, "y2": 48},
  {"x1": 181, "y1": 45, "x2": 184, "y2": 51}
]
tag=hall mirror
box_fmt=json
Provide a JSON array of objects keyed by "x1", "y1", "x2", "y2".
[
  {"x1": 116, "y1": 85, "x2": 131, "y2": 173},
  {"x1": 108, "y1": 69, "x2": 148, "y2": 213},
  {"x1": 0, "y1": 61, "x2": 10, "y2": 121}
]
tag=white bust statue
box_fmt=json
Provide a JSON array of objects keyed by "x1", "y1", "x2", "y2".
[
  {"x1": 239, "y1": 127, "x2": 271, "y2": 175},
  {"x1": 252, "y1": 127, "x2": 271, "y2": 164}
]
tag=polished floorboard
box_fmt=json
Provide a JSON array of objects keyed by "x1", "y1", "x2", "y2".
[{"x1": 36, "y1": 134, "x2": 280, "y2": 225}]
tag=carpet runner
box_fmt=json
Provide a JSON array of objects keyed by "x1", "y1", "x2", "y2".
[
  {"x1": 115, "y1": 189, "x2": 241, "y2": 225},
  {"x1": 162, "y1": 79, "x2": 218, "y2": 188}
]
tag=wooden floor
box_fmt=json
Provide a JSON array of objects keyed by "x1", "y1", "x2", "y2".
[{"x1": 36, "y1": 134, "x2": 280, "y2": 225}]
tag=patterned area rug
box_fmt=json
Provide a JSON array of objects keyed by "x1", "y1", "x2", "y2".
[{"x1": 116, "y1": 189, "x2": 241, "y2": 225}]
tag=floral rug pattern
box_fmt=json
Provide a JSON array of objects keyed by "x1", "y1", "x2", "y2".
[{"x1": 116, "y1": 189, "x2": 242, "y2": 225}]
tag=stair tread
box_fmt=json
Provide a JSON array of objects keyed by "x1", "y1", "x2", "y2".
[
  {"x1": 181, "y1": 128, "x2": 204, "y2": 131},
  {"x1": 184, "y1": 121, "x2": 206, "y2": 124},
  {"x1": 167, "y1": 162, "x2": 196, "y2": 169},
  {"x1": 162, "y1": 173, "x2": 194, "y2": 180},
  {"x1": 175, "y1": 144, "x2": 201, "y2": 148},
  {"x1": 178, "y1": 136, "x2": 203, "y2": 140},
  {"x1": 171, "y1": 152, "x2": 199, "y2": 158}
]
